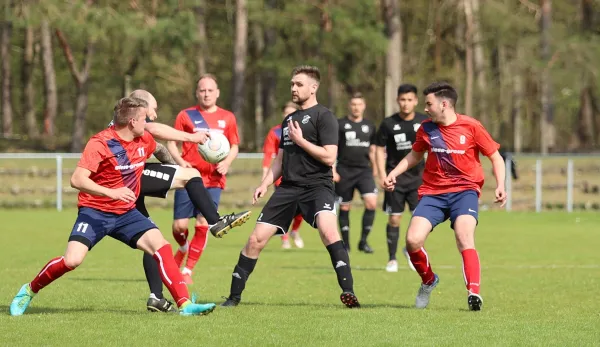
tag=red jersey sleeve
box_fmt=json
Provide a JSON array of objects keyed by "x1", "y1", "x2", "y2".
[
  {"x1": 225, "y1": 113, "x2": 240, "y2": 146},
  {"x1": 262, "y1": 129, "x2": 278, "y2": 168},
  {"x1": 412, "y1": 126, "x2": 430, "y2": 153},
  {"x1": 174, "y1": 111, "x2": 190, "y2": 132},
  {"x1": 78, "y1": 138, "x2": 108, "y2": 173},
  {"x1": 473, "y1": 121, "x2": 499, "y2": 156}
]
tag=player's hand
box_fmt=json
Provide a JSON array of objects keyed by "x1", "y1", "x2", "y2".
[
  {"x1": 253, "y1": 185, "x2": 268, "y2": 205},
  {"x1": 107, "y1": 187, "x2": 136, "y2": 203},
  {"x1": 176, "y1": 159, "x2": 192, "y2": 168},
  {"x1": 190, "y1": 131, "x2": 210, "y2": 145},
  {"x1": 333, "y1": 172, "x2": 341, "y2": 183},
  {"x1": 288, "y1": 119, "x2": 304, "y2": 144},
  {"x1": 494, "y1": 186, "x2": 507, "y2": 207},
  {"x1": 383, "y1": 175, "x2": 396, "y2": 192},
  {"x1": 216, "y1": 161, "x2": 230, "y2": 175},
  {"x1": 378, "y1": 175, "x2": 387, "y2": 189}
]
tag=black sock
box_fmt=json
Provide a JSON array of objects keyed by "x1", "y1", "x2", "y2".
[
  {"x1": 143, "y1": 252, "x2": 163, "y2": 299},
  {"x1": 360, "y1": 209, "x2": 375, "y2": 243},
  {"x1": 185, "y1": 177, "x2": 220, "y2": 224},
  {"x1": 136, "y1": 195, "x2": 149, "y2": 218},
  {"x1": 229, "y1": 253, "x2": 258, "y2": 300},
  {"x1": 338, "y1": 209, "x2": 350, "y2": 249},
  {"x1": 326, "y1": 240, "x2": 354, "y2": 293},
  {"x1": 386, "y1": 224, "x2": 400, "y2": 261}
]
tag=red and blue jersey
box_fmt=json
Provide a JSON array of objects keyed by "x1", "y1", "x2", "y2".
[
  {"x1": 174, "y1": 106, "x2": 239, "y2": 189},
  {"x1": 262, "y1": 124, "x2": 283, "y2": 186},
  {"x1": 412, "y1": 114, "x2": 499, "y2": 198},
  {"x1": 77, "y1": 127, "x2": 156, "y2": 214}
]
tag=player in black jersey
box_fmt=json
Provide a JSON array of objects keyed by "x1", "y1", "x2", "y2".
[
  {"x1": 221, "y1": 65, "x2": 360, "y2": 308},
  {"x1": 333, "y1": 93, "x2": 378, "y2": 253},
  {"x1": 375, "y1": 84, "x2": 428, "y2": 272}
]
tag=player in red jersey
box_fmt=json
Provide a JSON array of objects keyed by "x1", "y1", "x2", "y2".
[
  {"x1": 262, "y1": 101, "x2": 305, "y2": 249},
  {"x1": 167, "y1": 74, "x2": 240, "y2": 284},
  {"x1": 9, "y1": 97, "x2": 216, "y2": 316},
  {"x1": 383, "y1": 82, "x2": 506, "y2": 311}
]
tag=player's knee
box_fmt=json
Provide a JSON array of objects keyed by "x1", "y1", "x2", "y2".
[
  {"x1": 339, "y1": 203, "x2": 351, "y2": 212},
  {"x1": 178, "y1": 167, "x2": 201, "y2": 181},
  {"x1": 63, "y1": 254, "x2": 84, "y2": 269},
  {"x1": 363, "y1": 196, "x2": 377, "y2": 210},
  {"x1": 388, "y1": 215, "x2": 401, "y2": 227},
  {"x1": 172, "y1": 219, "x2": 188, "y2": 233}
]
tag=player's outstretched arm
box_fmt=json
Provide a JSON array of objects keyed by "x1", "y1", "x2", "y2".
[
  {"x1": 145, "y1": 122, "x2": 209, "y2": 144},
  {"x1": 488, "y1": 150, "x2": 507, "y2": 206},
  {"x1": 384, "y1": 150, "x2": 425, "y2": 190},
  {"x1": 70, "y1": 167, "x2": 136, "y2": 203}
]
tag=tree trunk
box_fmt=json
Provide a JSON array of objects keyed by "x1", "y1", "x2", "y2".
[
  {"x1": 454, "y1": 0, "x2": 465, "y2": 96},
  {"x1": 383, "y1": 0, "x2": 402, "y2": 117},
  {"x1": 22, "y1": 25, "x2": 39, "y2": 138},
  {"x1": 231, "y1": 0, "x2": 247, "y2": 145},
  {"x1": 195, "y1": 0, "x2": 207, "y2": 75},
  {"x1": 253, "y1": 23, "x2": 264, "y2": 150},
  {"x1": 540, "y1": 0, "x2": 555, "y2": 154},
  {"x1": 463, "y1": 0, "x2": 474, "y2": 117},
  {"x1": 495, "y1": 43, "x2": 510, "y2": 140},
  {"x1": 434, "y1": 0, "x2": 442, "y2": 75},
  {"x1": 471, "y1": 0, "x2": 487, "y2": 126},
  {"x1": 261, "y1": 0, "x2": 277, "y2": 123},
  {"x1": 41, "y1": 20, "x2": 57, "y2": 137},
  {"x1": 1, "y1": 20, "x2": 13, "y2": 136},
  {"x1": 512, "y1": 45, "x2": 523, "y2": 153},
  {"x1": 56, "y1": 29, "x2": 94, "y2": 152}
]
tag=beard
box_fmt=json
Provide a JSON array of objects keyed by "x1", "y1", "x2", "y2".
[{"x1": 292, "y1": 93, "x2": 310, "y2": 106}]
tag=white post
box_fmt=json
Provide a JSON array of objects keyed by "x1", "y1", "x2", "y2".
[
  {"x1": 535, "y1": 159, "x2": 542, "y2": 213},
  {"x1": 567, "y1": 159, "x2": 574, "y2": 213},
  {"x1": 505, "y1": 154, "x2": 512, "y2": 212},
  {"x1": 56, "y1": 155, "x2": 63, "y2": 211}
]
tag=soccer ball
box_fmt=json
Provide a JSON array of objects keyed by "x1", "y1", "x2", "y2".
[{"x1": 197, "y1": 132, "x2": 230, "y2": 164}]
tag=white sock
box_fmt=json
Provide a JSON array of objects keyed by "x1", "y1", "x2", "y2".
[
  {"x1": 182, "y1": 267, "x2": 192, "y2": 275},
  {"x1": 179, "y1": 242, "x2": 189, "y2": 253},
  {"x1": 149, "y1": 293, "x2": 159, "y2": 300}
]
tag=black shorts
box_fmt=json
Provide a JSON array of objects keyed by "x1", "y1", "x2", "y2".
[
  {"x1": 258, "y1": 183, "x2": 336, "y2": 234},
  {"x1": 383, "y1": 187, "x2": 419, "y2": 215},
  {"x1": 334, "y1": 166, "x2": 377, "y2": 204},
  {"x1": 139, "y1": 163, "x2": 178, "y2": 198}
]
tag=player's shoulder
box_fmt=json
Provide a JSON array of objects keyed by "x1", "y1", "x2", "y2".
[
  {"x1": 364, "y1": 118, "x2": 377, "y2": 128},
  {"x1": 313, "y1": 104, "x2": 334, "y2": 117},
  {"x1": 90, "y1": 127, "x2": 113, "y2": 142},
  {"x1": 216, "y1": 106, "x2": 235, "y2": 119},
  {"x1": 457, "y1": 114, "x2": 484, "y2": 129},
  {"x1": 379, "y1": 113, "x2": 398, "y2": 127},
  {"x1": 176, "y1": 106, "x2": 197, "y2": 118},
  {"x1": 269, "y1": 124, "x2": 281, "y2": 133}
]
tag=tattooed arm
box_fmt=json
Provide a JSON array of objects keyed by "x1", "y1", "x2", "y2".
[{"x1": 153, "y1": 142, "x2": 176, "y2": 165}]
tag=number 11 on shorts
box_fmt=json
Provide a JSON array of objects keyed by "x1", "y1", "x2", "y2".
[{"x1": 77, "y1": 222, "x2": 89, "y2": 233}]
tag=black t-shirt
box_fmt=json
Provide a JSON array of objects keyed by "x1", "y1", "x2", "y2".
[
  {"x1": 375, "y1": 112, "x2": 429, "y2": 190},
  {"x1": 279, "y1": 104, "x2": 338, "y2": 186},
  {"x1": 337, "y1": 117, "x2": 376, "y2": 168}
]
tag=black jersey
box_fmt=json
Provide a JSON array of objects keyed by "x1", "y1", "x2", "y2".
[
  {"x1": 337, "y1": 117, "x2": 376, "y2": 168},
  {"x1": 279, "y1": 104, "x2": 338, "y2": 187},
  {"x1": 375, "y1": 112, "x2": 429, "y2": 190}
]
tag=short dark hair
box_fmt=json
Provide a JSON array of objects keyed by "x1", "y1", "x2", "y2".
[
  {"x1": 350, "y1": 92, "x2": 364, "y2": 100},
  {"x1": 291, "y1": 65, "x2": 320, "y2": 83},
  {"x1": 397, "y1": 84, "x2": 418, "y2": 97},
  {"x1": 423, "y1": 82, "x2": 458, "y2": 106}
]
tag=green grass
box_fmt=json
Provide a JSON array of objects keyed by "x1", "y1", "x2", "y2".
[{"x1": 0, "y1": 208, "x2": 599, "y2": 346}]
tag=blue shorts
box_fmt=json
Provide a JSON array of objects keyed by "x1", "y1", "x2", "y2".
[
  {"x1": 412, "y1": 190, "x2": 479, "y2": 230},
  {"x1": 173, "y1": 187, "x2": 221, "y2": 220},
  {"x1": 68, "y1": 207, "x2": 157, "y2": 250}
]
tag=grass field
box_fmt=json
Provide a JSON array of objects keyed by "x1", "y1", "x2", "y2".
[{"x1": 0, "y1": 208, "x2": 599, "y2": 346}]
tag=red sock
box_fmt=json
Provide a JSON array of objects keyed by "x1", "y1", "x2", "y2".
[
  {"x1": 291, "y1": 214, "x2": 303, "y2": 231},
  {"x1": 461, "y1": 249, "x2": 481, "y2": 294},
  {"x1": 30, "y1": 256, "x2": 74, "y2": 293},
  {"x1": 408, "y1": 247, "x2": 435, "y2": 285},
  {"x1": 281, "y1": 233, "x2": 289, "y2": 241},
  {"x1": 172, "y1": 227, "x2": 189, "y2": 247},
  {"x1": 185, "y1": 225, "x2": 208, "y2": 270},
  {"x1": 153, "y1": 244, "x2": 190, "y2": 307}
]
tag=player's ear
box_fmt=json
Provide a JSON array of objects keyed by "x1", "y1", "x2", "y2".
[{"x1": 216, "y1": 88, "x2": 220, "y2": 99}]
